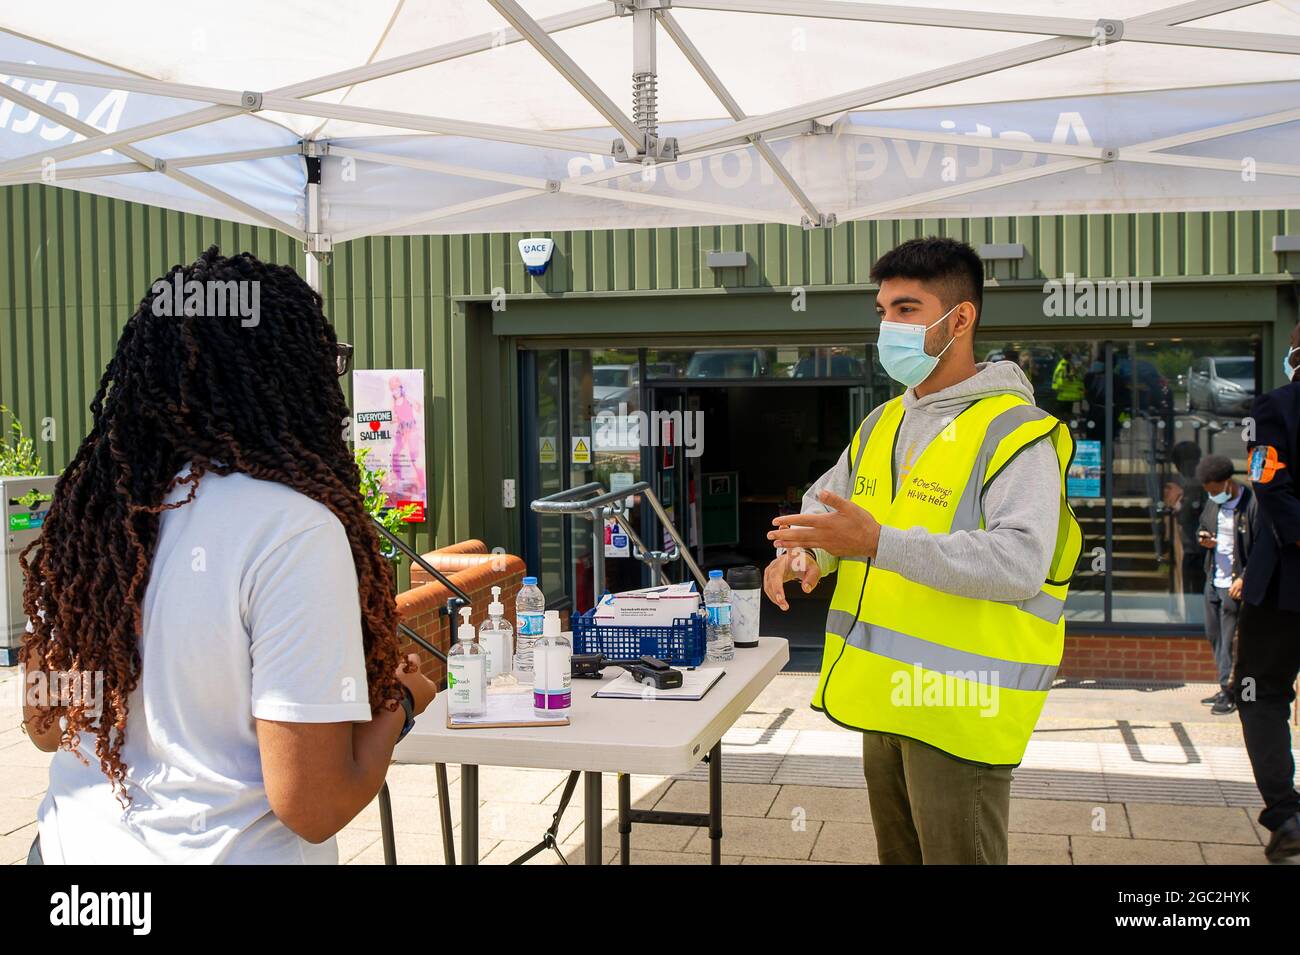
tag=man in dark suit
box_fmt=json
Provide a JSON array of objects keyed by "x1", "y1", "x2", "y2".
[{"x1": 1233, "y1": 324, "x2": 1300, "y2": 863}]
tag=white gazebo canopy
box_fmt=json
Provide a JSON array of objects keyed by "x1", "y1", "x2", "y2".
[{"x1": 1, "y1": 0, "x2": 1298, "y2": 267}]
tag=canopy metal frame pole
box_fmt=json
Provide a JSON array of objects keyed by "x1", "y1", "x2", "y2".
[
  {"x1": 671, "y1": 0, "x2": 1298, "y2": 53},
  {"x1": 657, "y1": 8, "x2": 829, "y2": 227},
  {"x1": 0, "y1": 3, "x2": 618, "y2": 174},
  {"x1": 674, "y1": 0, "x2": 1269, "y2": 154},
  {"x1": 0, "y1": 80, "x2": 305, "y2": 237}
]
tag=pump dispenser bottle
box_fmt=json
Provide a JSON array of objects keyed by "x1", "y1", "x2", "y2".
[
  {"x1": 479, "y1": 586, "x2": 515, "y2": 685},
  {"x1": 531, "y1": 609, "x2": 571, "y2": 719},
  {"x1": 447, "y1": 606, "x2": 486, "y2": 717}
]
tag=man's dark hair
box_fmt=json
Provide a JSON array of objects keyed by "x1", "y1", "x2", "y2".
[
  {"x1": 1171, "y1": 440, "x2": 1203, "y2": 479},
  {"x1": 1195, "y1": 454, "x2": 1235, "y2": 484},
  {"x1": 870, "y1": 236, "x2": 984, "y2": 328}
]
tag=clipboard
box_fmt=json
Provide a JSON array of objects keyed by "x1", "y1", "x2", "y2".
[{"x1": 446, "y1": 690, "x2": 570, "y2": 729}]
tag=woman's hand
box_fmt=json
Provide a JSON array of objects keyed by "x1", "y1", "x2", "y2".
[{"x1": 395, "y1": 653, "x2": 437, "y2": 716}]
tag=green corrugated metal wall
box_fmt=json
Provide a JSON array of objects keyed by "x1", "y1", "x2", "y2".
[{"x1": 2, "y1": 181, "x2": 1298, "y2": 557}]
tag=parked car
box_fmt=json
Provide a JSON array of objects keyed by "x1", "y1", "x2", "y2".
[
  {"x1": 685, "y1": 349, "x2": 770, "y2": 379},
  {"x1": 592, "y1": 363, "x2": 639, "y2": 408},
  {"x1": 1186, "y1": 355, "x2": 1255, "y2": 415},
  {"x1": 790, "y1": 351, "x2": 865, "y2": 378}
]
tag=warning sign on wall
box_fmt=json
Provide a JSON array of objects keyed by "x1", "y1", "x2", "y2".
[
  {"x1": 539, "y1": 436, "x2": 557, "y2": 465},
  {"x1": 571, "y1": 436, "x2": 592, "y2": 465}
]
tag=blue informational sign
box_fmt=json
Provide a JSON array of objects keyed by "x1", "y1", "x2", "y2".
[{"x1": 1067, "y1": 440, "x2": 1103, "y2": 498}]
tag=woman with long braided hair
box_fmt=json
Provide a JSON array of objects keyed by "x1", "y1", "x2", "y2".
[{"x1": 19, "y1": 246, "x2": 437, "y2": 863}]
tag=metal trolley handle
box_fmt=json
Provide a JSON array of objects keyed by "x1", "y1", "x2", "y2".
[{"x1": 531, "y1": 481, "x2": 707, "y2": 607}]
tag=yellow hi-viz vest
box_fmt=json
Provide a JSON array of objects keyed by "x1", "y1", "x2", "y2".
[{"x1": 812, "y1": 393, "x2": 1082, "y2": 766}]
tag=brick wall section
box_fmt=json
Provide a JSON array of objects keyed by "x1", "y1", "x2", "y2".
[
  {"x1": 395, "y1": 540, "x2": 526, "y2": 685},
  {"x1": 1059, "y1": 633, "x2": 1218, "y2": 682}
]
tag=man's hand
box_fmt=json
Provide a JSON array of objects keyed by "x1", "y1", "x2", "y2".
[
  {"x1": 1162, "y1": 481, "x2": 1183, "y2": 509},
  {"x1": 1229, "y1": 577, "x2": 1244, "y2": 601},
  {"x1": 767, "y1": 490, "x2": 881, "y2": 559},
  {"x1": 764, "y1": 548, "x2": 822, "y2": 611}
]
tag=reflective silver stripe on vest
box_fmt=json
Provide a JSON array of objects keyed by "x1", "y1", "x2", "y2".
[
  {"x1": 995, "y1": 589, "x2": 1066, "y2": 625},
  {"x1": 851, "y1": 404, "x2": 888, "y2": 476},
  {"x1": 950, "y1": 404, "x2": 1052, "y2": 533},
  {"x1": 825, "y1": 609, "x2": 1056, "y2": 692}
]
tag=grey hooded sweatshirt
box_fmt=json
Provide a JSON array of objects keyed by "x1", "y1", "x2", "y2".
[{"x1": 797, "y1": 360, "x2": 1062, "y2": 602}]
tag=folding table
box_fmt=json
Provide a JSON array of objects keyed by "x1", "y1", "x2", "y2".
[{"x1": 392, "y1": 636, "x2": 789, "y2": 864}]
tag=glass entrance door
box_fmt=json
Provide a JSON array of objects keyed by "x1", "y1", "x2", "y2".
[{"x1": 977, "y1": 331, "x2": 1262, "y2": 629}]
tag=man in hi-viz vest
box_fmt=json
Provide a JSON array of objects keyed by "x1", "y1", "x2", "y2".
[{"x1": 765, "y1": 237, "x2": 1081, "y2": 865}]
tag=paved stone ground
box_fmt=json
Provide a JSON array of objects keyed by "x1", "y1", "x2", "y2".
[{"x1": 2, "y1": 668, "x2": 1295, "y2": 865}]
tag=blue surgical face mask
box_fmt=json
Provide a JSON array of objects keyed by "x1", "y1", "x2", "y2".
[
  {"x1": 1209, "y1": 489, "x2": 1231, "y2": 505},
  {"x1": 876, "y1": 303, "x2": 959, "y2": 388},
  {"x1": 1284, "y1": 347, "x2": 1298, "y2": 382}
]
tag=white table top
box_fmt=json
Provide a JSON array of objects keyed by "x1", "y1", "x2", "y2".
[{"x1": 393, "y1": 637, "x2": 790, "y2": 776}]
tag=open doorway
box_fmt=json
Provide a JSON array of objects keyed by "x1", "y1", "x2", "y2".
[
  {"x1": 643, "y1": 346, "x2": 878, "y2": 670},
  {"x1": 521, "y1": 343, "x2": 883, "y2": 669}
]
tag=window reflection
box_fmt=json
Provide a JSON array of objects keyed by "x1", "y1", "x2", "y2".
[
  {"x1": 646, "y1": 345, "x2": 869, "y2": 381},
  {"x1": 575, "y1": 349, "x2": 644, "y2": 609},
  {"x1": 979, "y1": 334, "x2": 1261, "y2": 628}
]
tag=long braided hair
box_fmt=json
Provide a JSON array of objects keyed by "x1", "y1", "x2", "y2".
[{"x1": 19, "y1": 246, "x2": 408, "y2": 800}]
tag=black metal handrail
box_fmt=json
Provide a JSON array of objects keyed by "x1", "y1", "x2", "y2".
[{"x1": 371, "y1": 517, "x2": 465, "y2": 663}]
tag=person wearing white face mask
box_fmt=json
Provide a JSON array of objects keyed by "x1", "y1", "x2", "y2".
[
  {"x1": 1193, "y1": 454, "x2": 1256, "y2": 715},
  {"x1": 764, "y1": 236, "x2": 1080, "y2": 865}
]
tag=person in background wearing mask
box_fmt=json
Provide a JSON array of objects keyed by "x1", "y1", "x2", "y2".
[
  {"x1": 1193, "y1": 454, "x2": 1255, "y2": 715},
  {"x1": 1233, "y1": 324, "x2": 1300, "y2": 863},
  {"x1": 763, "y1": 237, "x2": 1081, "y2": 865}
]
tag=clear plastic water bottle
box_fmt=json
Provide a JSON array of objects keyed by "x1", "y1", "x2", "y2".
[
  {"x1": 704, "y1": 570, "x2": 735, "y2": 662},
  {"x1": 514, "y1": 576, "x2": 545, "y2": 685}
]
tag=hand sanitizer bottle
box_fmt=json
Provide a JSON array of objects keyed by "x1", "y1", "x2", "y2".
[
  {"x1": 479, "y1": 586, "x2": 515, "y2": 686},
  {"x1": 447, "y1": 606, "x2": 485, "y2": 718},
  {"x1": 532, "y1": 609, "x2": 571, "y2": 719}
]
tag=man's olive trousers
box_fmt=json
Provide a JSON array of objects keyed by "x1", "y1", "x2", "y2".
[{"x1": 862, "y1": 732, "x2": 1013, "y2": 864}]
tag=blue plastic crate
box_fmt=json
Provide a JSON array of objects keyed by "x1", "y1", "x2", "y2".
[{"x1": 571, "y1": 608, "x2": 708, "y2": 667}]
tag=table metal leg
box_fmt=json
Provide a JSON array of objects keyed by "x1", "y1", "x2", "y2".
[
  {"x1": 435, "y1": 763, "x2": 456, "y2": 866},
  {"x1": 378, "y1": 781, "x2": 397, "y2": 865},
  {"x1": 584, "y1": 771, "x2": 603, "y2": 865},
  {"x1": 617, "y1": 772, "x2": 631, "y2": 865},
  {"x1": 708, "y1": 742, "x2": 723, "y2": 866},
  {"x1": 461, "y1": 764, "x2": 479, "y2": 865}
]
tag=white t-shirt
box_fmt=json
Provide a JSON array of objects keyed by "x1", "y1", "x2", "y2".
[
  {"x1": 1213, "y1": 489, "x2": 1241, "y2": 589},
  {"x1": 36, "y1": 462, "x2": 373, "y2": 864}
]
